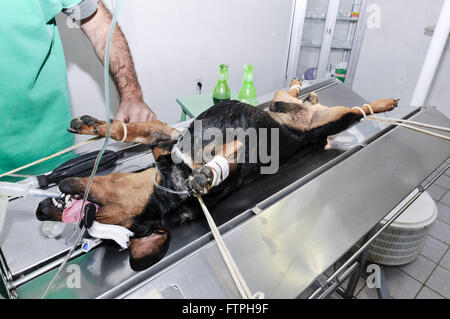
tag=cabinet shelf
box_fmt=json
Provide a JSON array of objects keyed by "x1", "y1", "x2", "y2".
[
  {"x1": 301, "y1": 40, "x2": 353, "y2": 50},
  {"x1": 305, "y1": 14, "x2": 359, "y2": 22}
]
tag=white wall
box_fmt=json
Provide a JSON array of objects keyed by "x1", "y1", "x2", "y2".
[
  {"x1": 352, "y1": 0, "x2": 450, "y2": 118},
  {"x1": 57, "y1": 0, "x2": 295, "y2": 134}
]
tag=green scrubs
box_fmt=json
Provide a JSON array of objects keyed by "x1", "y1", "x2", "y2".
[{"x1": 0, "y1": 0, "x2": 82, "y2": 180}]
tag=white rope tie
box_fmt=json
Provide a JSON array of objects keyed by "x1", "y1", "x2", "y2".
[
  {"x1": 119, "y1": 120, "x2": 128, "y2": 142},
  {"x1": 352, "y1": 107, "x2": 368, "y2": 120},
  {"x1": 195, "y1": 194, "x2": 264, "y2": 299},
  {"x1": 353, "y1": 105, "x2": 450, "y2": 141},
  {"x1": 364, "y1": 103, "x2": 375, "y2": 115}
]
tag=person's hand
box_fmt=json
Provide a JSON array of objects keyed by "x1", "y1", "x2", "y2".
[{"x1": 116, "y1": 99, "x2": 157, "y2": 122}]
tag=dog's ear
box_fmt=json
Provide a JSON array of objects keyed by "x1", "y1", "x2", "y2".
[{"x1": 129, "y1": 229, "x2": 170, "y2": 271}]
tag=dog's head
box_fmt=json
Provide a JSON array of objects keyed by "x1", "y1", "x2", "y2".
[{"x1": 36, "y1": 170, "x2": 171, "y2": 271}]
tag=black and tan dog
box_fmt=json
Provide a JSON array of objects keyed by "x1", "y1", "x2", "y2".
[{"x1": 36, "y1": 80, "x2": 399, "y2": 271}]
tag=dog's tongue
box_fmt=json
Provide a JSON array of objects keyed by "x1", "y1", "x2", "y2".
[{"x1": 62, "y1": 199, "x2": 98, "y2": 224}]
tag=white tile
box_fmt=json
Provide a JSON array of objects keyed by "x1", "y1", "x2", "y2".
[
  {"x1": 421, "y1": 236, "x2": 449, "y2": 263},
  {"x1": 426, "y1": 266, "x2": 450, "y2": 298},
  {"x1": 383, "y1": 267, "x2": 422, "y2": 299},
  {"x1": 358, "y1": 267, "x2": 424, "y2": 300},
  {"x1": 440, "y1": 249, "x2": 450, "y2": 271},
  {"x1": 427, "y1": 185, "x2": 447, "y2": 201},
  {"x1": 437, "y1": 203, "x2": 450, "y2": 224},
  {"x1": 435, "y1": 174, "x2": 450, "y2": 189},
  {"x1": 400, "y1": 255, "x2": 436, "y2": 283},
  {"x1": 429, "y1": 219, "x2": 450, "y2": 245},
  {"x1": 357, "y1": 286, "x2": 379, "y2": 299},
  {"x1": 441, "y1": 191, "x2": 450, "y2": 206},
  {"x1": 416, "y1": 287, "x2": 444, "y2": 299}
]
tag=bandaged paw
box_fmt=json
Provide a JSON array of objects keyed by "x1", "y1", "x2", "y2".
[
  {"x1": 206, "y1": 156, "x2": 229, "y2": 187},
  {"x1": 290, "y1": 84, "x2": 302, "y2": 94}
]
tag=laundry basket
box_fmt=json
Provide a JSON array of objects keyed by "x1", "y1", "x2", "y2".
[{"x1": 367, "y1": 191, "x2": 438, "y2": 266}]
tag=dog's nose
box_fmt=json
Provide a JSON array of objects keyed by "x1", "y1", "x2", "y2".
[
  {"x1": 36, "y1": 210, "x2": 51, "y2": 221},
  {"x1": 36, "y1": 202, "x2": 51, "y2": 221}
]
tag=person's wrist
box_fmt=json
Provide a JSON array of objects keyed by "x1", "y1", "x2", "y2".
[{"x1": 120, "y1": 90, "x2": 144, "y2": 103}]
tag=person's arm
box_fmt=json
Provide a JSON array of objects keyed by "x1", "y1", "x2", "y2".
[{"x1": 80, "y1": 1, "x2": 156, "y2": 122}]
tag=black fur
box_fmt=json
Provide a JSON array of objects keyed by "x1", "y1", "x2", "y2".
[{"x1": 130, "y1": 101, "x2": 360, "y2": 240}]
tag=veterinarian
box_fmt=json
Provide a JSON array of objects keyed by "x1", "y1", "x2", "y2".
[{"x1": 0, "y1": 0, "x2": 155, "y2": 178}]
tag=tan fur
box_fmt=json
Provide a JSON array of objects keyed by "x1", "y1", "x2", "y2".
[
  {"x1": 130, "y1": 231, "x2": 168, "y2": 259},
  {"x1": 73, "y1": 118, "x2": 181, "y2": 145},
  {"x1": 268, "y1": 82, "x2": 399, "y2": 132},
  {"x1": 74, "y1": 169, "x2": 156, "y2": 228}
]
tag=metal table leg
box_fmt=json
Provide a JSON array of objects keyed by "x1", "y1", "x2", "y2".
[
  {"x1": 343, "y1": 228, "x2": 378, "y2": 298},
  {"x1": 376, "y1": 266, "x2": 391, "y2": 299}
]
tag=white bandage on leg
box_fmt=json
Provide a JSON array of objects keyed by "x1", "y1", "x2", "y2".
[
  {"x1": 87, "y1": 221, "x2": 134, "y2": 250},
  {"x1": 289, "y1": 84, "x2": 302, "y2": 95},
  {"x1": 206, "y1": 156, "x2": 229, "y2": 187}
]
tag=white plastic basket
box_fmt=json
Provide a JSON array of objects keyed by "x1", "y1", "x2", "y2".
[{"x1": 367, "y1": 192, "x2": 437, "y2": 266}]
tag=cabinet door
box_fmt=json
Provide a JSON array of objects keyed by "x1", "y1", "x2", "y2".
[
  {"x1": 325, "y1": 0, "x2": 367, "y2": 85},
  {"x1": 297, "y1": 0, "x2": 339, "y2": 81}
]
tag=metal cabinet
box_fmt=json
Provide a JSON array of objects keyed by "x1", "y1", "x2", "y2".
[{"x1": 286, "y1": 0, "x2": 368, "y2": 86}]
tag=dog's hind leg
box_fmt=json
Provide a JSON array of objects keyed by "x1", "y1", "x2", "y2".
[
  {"x1": 308, "y1": 99, "x2": 400, "y2": 140},
  {"x1": 273, "y1": 78, "x2": 304, "y2": 104},
  {"x1": 68, "y1": 115, "x2": 181, "y2": 146},
  {"x1": 310, "y1": 99, "x2": 400, "y2": 131}
]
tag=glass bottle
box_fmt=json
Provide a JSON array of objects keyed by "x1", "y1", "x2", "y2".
[
  {"x1": 238, "y1": 65, "x2": 258, "y2": 105},
  {"x1": 212, "y1": 64, "x2": 231, "y2": 105}
]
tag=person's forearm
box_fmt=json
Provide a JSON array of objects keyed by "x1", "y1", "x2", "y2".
[{"x1": 81, "y1": 1, "x2": 143, "y2": 102}]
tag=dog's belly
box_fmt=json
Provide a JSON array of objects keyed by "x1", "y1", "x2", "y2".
[{"x1": 181, "y1": 100, "x2": 308, "y2": 164}]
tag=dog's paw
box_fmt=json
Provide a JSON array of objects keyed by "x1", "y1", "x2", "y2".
[
  {"x1": 185, "y1": 166, "x2": 214, "y2": 195},
  {"x1": 303, "y1": 92, "x2": 319, "y2": 105},
  {"x1": 290, "y1": 78, "x2": 302, "y2": 88},
  {"x1": 370, "y1": 99, "x2": 400, "y2": 113},
  {"x1": 68, "y1": 115, "x2": 109, "y2": 136}
]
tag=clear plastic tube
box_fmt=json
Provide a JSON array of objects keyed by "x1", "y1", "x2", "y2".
[
  {"x1": 41, "y1": 0, "x2": 123, "y2": 299},
  {"x1": 0, "y1": 182, "x2": 60, "y2": 198}
]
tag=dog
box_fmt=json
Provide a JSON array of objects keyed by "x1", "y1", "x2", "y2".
[{"x1": 36, "y1": 79, "x2": 399, "y2": 271}]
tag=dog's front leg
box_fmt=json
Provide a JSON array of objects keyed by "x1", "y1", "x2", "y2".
[
  {"x1": 185, "y1": 140, "x2": 242, "y2": 194},
  {"x1": 68, "y1": 115, "x2": 181, "y2": 146}
]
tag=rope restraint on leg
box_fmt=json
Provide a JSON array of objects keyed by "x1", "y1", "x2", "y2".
[
  {"x1": 119, "y1": 120, "x2": 128, "y2": 142},
  {"x1": 290, "y1": 84, "x2": 302, "y2": 95},
  {"x1": 353, "y1": 105, "x2": 450, "y2": 141},
  {"x1": 195, "y1": 194, "x2": 264, "y2": 299}
]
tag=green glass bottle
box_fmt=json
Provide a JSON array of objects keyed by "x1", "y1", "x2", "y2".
[
  {"x1": 223, "y1": 64, "x2": 230, "y2": 87},
  {"x1": 238, "y1": 65, "x2": 258, "y2": 106},
  {"x1": 212, "y1": 64, "x2": 231, "y2": 105}
]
